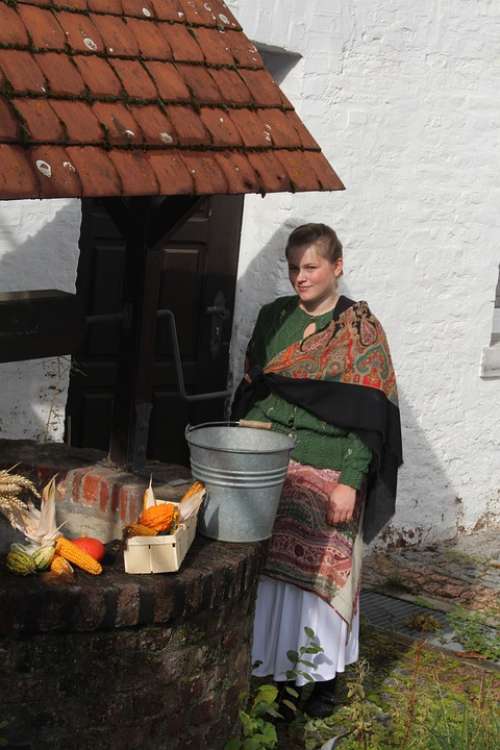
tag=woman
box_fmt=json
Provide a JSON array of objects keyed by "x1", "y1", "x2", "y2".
[{"x1": 232, "y1": 224, "x2": 402, "y2": 718}]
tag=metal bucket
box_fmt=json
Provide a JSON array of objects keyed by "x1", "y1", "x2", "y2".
[{"x1": 185, "y1": 421, "x2": 295, "y2": 542}]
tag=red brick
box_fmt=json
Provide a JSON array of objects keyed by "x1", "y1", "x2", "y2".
[
  {"x1": 274, "y1": 150, "x2": 321, "y2": 192},
  {"x1": 0, "y1": 50, "x2": 47, "y2": 95},
  {"x1": 0, "y1": 100, "x2": 20, "y2": 142},
  {"x1": 49, "y1": 100, "x2": 103, "y2": 143},
  {"x1": 223, "y1": 30, "x2": 263, "y2": 67},
  {"x1": 0, "y1": 5, "x2": 30, "y2": 46},
  {"x1": 65, "y1": 146, "x2": 123, "y2": 196},
  {"x1": 35, "y1": 53, "x2": 86, "y2": 97},
  {"x1": 179, "y1": 151, "x2": 228, "y2": 194},
  {"x1": 213, "y1": 151, "x2": 260, "y2": 193},
  {"x1": 246, "y1": 151, "x2": 291, "y2": 193},
  {"x1": 164, "y1": 105, "x2": 209, "y2": 145},
  {"x1": 74, "y1": 55, "x2": 124, "y2": 98},
  {"x1": 238, "y1": 69, "x2": 283, "y2": 106},
  {"x1": 55, "y1": 11, "x2": 105, "y2": 54},
  {"x1": 228, "y1": 108, "x2": 270, "y2": 148},
  {"x1": 110, "y1": 59, "x2": 158, "y2": 100},
  {"x1": 108, "y1": 149, "x2": 159, "y2": 195},
  {"x1": 111, "y1": 483, "x2": 120, "y2": 513},
  {"x1": 0, "y1": 145, "x2": 39, "y2": 199},
  {"x1": 82, "y1": 473, "x2": 101, "y2": 504},
  {"x1": 146, "y1": 149, "x2": 194, "y2": 193},
  {"x1": 99, "y1": 480, "x2": 110, "y2": 512},
  {"x1": 256, "y1": 108, "x2": 302, "y2": 148},
  {"x1": 199, "y1": 107, "x2": 242, "y2": 147},
  {"x1": 303, "y1": 151, "x2": 345, "y2": 191},
  {"x1": 208, "y1": 68, "x2": 252, "y2": 105},
  {"x1": 91, "y1": 14, "x2": 140, "y2": 56},
  {"x1": 17, "y1": 6, "x2": 66, "y2": 50},
  {"x1": 71, "y1": 468, "x2": 86, "y2": 500},
  {"x1": 150, "y1": 0, "x2": 184, "y2": 22},
  {"x1": 285, "y1": 110, "x2": 321, "y2": 150},
  {"x1": 92, "y1": 102, "x2": 143, "y2": 145},
  {"x1": 30, "y1": 146, "x2": 83, "y2": 198},
  {"x1": 177, "y1": 64, "x2": 222, "y2": 103},
  {"x1": 144, "y1": 61, "x2": 191, "y2": 101},
  {"x1": 119, "y1": 489, "x2": 128, "y2": 521},
  {"x1": 125, "y1": 18, "x2": 172, "y2": 58},
  {"x1": 12, "y1": 98, "x2": 66, "y2": 142},
  {"x1": 160, "y1": 23, "x2": 205, "y2": 63},
  {"x1": 191, "y1": 27, "x2": 235, "y2": 65},
  {"x1": 128, "y1": 104, "x2": 177, "y2": 145}
]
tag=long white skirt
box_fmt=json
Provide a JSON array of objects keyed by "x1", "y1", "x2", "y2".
[{"x1": 252, "y1": 576, "x2": 360, "y2": 685}]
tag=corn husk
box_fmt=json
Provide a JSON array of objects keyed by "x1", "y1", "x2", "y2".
[
  {"x1": 0, "y1": 473, "x2": 64, "y2": 546},
  {"x1": 179, "y1": 481, "x2": 206, "y2": 523},
  {"x1": 143, "y1": 475, "x2": 156, "y2": 511}
]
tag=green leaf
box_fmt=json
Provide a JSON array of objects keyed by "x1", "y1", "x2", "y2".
[
  {"x1": 304, "y1": 645, "x2": 323, "y2": 654},
  {"x1": 304, "y1": 626, "x2": 316, "y2": 638},
  {"x1": 242, "y1": 738, "x2": 262, "y2": 750},
  {"x1": 298, "y1": 659, "x2": 316, "y2": 668},
  {"x1": 254, "y1": 684, "x2": 278, "y2": 705},
  {"x1": 285, "y1": 686, "x2": 300, "y2": 699},
  {"x1": 287, "y1": 649, "x2": 299, "y2": 663},
  {"x1": 282, "y1": 699, "x2": 298, "y2": 713},
  {"x1": 252, "y1": 659, "x2": 263, "y2": 669},
  {"x1": 286, "y1": 670, "x2": 297, "y2": 680},
  {"x1": 300, "y1": 671, "x2": 314, "y2": 682},
  {"x1": 225, "y1": 740, "x2": 241, "y2": 750}
]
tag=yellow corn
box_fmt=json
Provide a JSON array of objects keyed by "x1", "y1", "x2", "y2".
[
  {"x1": 50, "y1": 554, "x2": 74, "y2": 575},
  {"x1": 55, "y1": 537, "x2": 102, "y2": 575}
]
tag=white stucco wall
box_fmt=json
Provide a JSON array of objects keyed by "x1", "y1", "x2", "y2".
[
  {"x1": 0, "y1": 200, "x2": 81, "y2": 442},
  {"x1": 228, "y1": 0, "x2": 500, "y2": 543}
]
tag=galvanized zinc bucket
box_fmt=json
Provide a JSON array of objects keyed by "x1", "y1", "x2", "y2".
[{"x1": 185, "y1": 421, "x2": 295, "y2": 542}]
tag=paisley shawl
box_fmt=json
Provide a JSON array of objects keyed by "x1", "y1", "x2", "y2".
[{"x1": 233, "y1": 296, "x2": 403, "y2": 542}]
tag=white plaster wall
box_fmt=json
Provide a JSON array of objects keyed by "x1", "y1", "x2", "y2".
[
  {"x1": 0, "y1": 200, "x2": 81, "y2": 442},
  {"x1": 227, "y1": 0, "x2": 500, "y2": 542}
]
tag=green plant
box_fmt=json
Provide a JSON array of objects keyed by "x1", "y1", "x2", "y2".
[
  {"x1": 225, "y1": 684, "x2": 280, "y2": 750},
  {"x1": 447, "y1": 606, "x2": 500, "y2": 661}
]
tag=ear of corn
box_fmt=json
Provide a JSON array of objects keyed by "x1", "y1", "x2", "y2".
[
  {"x1": 50, "y1": 554, "x2": 74, "y2": 575},
  {"x1": 124, "y1": 523, "x2": 158, "y2": 538},
  {"x1": 138, "y1": 503, "x2": 179, "y2": 533},
  {"x1": 55, "y1": 537, "x2": 102, "y2": 575}
]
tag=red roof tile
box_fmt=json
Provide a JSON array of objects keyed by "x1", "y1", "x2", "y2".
[
  {"x1": 54, "y1": 11, "x2": 105, "y2": 54},
  {"x1": 0, "y1": 0, "x2": 343, "y2": 199},
  {"x1": 12, "y1": 98, "x2": 66, "y2": 143},
  {"x1": 125, "y1": 18, "x2": 172, "y2": 58},
  {"x1": 49, "y1": 100, "x2": 103, "y2": 143},
  {"x1": 110, "y1": 59, "x2": 158, "y2": 100},
  {"x1": 35, "y1": 53, "x2": 87, "y2": 98},
  {"x1": 108, "y1": 150, "x2": 159, "y2": 195},
  {"x1": 160, "y1": 23, "x2": 205, "y2": 63},
  {"x1": 74, "y1": 55, "x2": 124, "y2": 98},
  {"x1": 180, "y1": 151, "x2": 228, "y2": 194},
  {"x1": 90, "y1": 14, "x2": 140, "y2": 57},
  {"x1": 127, "y1": 105, "x2": 176, "y2": 146},
  {"x1": 0, "y1": 4, "x2": 30, "y2": 47},
  {"x1": 191, "y1": 27, "x2": 235, "y2": 65},
  {"x1": 0, "y1": 50, "x2": 47, "y2": 95},
  {"x1": 66, "y1": 146, "x2": 122, "y2": 195},
  {"x1": 146, "y1": 149, "x2": 194, "y2": 193},
  {"x1": 17, "y1": 5, "x2": 66, "y2": 51},
  {"x1": 30, "y1": 146, "x2": 83, "y2": 198},
  {"x1": 199, "y1": 108, "x2": 243, "y2": 148},
  {"x1": 143, "y1": 61, "x2": 191, "y2": 101},
  {"x1": 92, "y1": 102, "x2": 143, "y2": 145},
  {"x1": 0, "y1": 145, "x2": 39, "y2": 198},
  {"x1": 164, "y1": 105, "x2": 209, "y2": 146},
  {"x1": 177, "y1": 64, "x2": 222, "y2": 103},
  {"x1": 0, "y1": 100, "x2": 20, "y2": 142}
]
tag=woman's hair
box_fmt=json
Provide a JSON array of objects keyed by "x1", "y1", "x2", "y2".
[{"x1": 285, "y1": 223, "x2": 343, "y2": 263}]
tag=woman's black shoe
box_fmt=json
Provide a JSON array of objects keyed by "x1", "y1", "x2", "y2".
[{"x1": 303, "y1": 678, "x2": 339, "y2": 718}]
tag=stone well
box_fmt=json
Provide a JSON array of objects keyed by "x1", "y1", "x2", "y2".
[{"x1": 0, "y1": 440, "x2": 266, "y2": 750}]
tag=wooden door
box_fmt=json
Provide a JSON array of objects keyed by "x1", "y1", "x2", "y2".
[{"x1": 67, "y1": 196, "x2": 244, "y2": 465}]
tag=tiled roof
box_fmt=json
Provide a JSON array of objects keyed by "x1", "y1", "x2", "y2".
[{"x1": 0, "y1": 0, "x2": 344, "y2": 199}]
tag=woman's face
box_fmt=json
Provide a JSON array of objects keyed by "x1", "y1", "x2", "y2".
[{"x1": 287, "y1": 242, "x2": 343, "y2": 310}]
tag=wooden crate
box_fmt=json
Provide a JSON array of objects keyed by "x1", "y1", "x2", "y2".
[{"x1": 124, "y1": 511, "x2": 196, "y2": 574}]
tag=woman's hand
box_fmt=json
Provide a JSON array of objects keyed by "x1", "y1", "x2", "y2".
[{"x1": 326, "y1": 483, "x2": 356, "y2": 525}]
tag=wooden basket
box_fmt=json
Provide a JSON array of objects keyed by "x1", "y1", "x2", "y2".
[{"x1": 124, "y1": 509, "x2": 196, "y2": 574}]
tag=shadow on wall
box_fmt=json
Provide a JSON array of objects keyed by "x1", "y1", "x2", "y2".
[
  {"x1": 0, "y1": 202, "x2": 81, "y2": 443},
  {"x1": 231, "y1": 222, "x2": 461, "y2": 545}
]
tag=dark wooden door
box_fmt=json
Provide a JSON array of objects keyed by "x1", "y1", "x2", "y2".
[{"x1": 67, "y1": 196, "x2": 244, "y2": 465}]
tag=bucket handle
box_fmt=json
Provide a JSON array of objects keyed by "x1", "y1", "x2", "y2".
[
  {"x1": 185, "y1": 420, "x2": 273, "y2": 438},
  {"x1": 238, "y1": 419, "x2": 273, "y2": 431}
]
